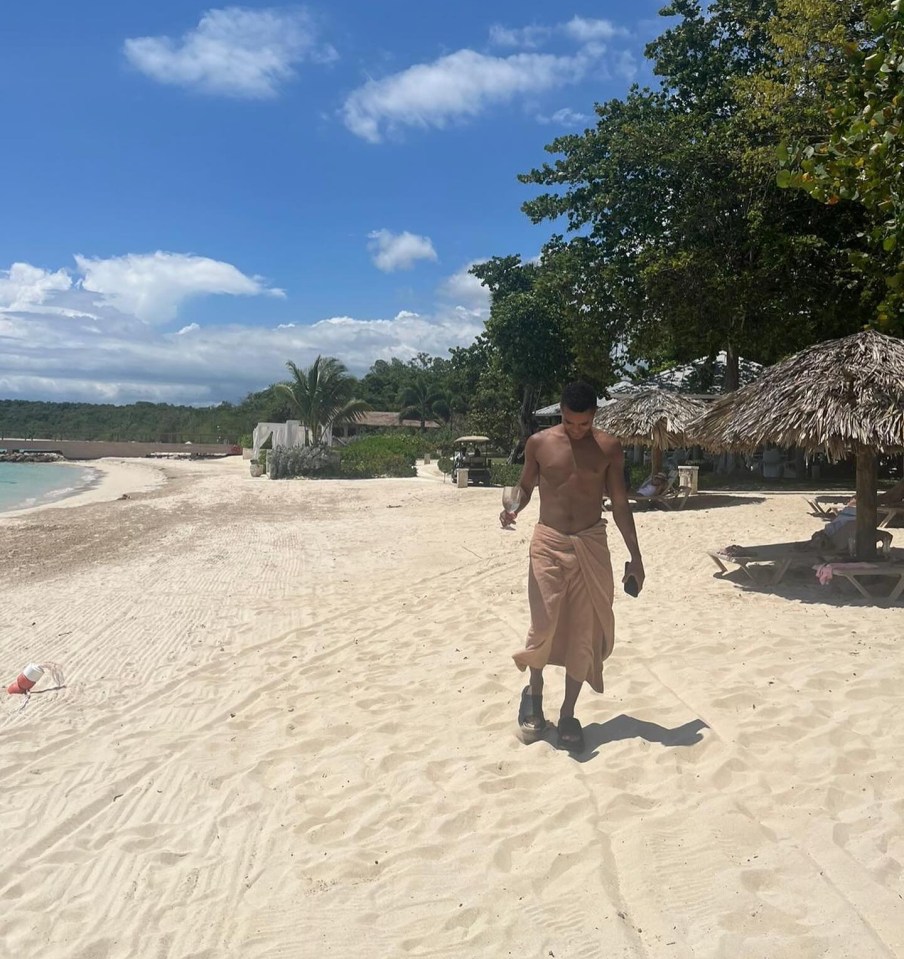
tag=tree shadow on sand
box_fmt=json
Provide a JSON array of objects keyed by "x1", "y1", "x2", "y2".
[{"x1": 568, "y1": 715, "x2": 708, "y2": 763}]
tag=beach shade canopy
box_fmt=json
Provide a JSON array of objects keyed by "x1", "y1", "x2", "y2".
[
  {"x1": 691, "y1": 329, "x2": 904, "y2": 559},
  {"x1": 594, "y1": 389, "x2": 708, "y2": 476}
]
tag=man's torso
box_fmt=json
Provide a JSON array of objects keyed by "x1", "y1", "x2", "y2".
[{"x1": 533, "y1": 426, "x2": 616, "y2": 535}]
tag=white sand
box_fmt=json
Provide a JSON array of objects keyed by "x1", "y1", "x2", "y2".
[{"x1": 0, "y1": 459, "x2": 901, "y2": 958}]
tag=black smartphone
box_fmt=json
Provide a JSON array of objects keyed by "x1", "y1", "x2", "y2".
[{"x1": 624, "y1": 561, "x2": 639, "y2": 597}]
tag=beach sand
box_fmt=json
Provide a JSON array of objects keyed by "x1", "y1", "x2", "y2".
[{"x1": 1, "y1": 458, "x2": 901, "y2": 958}]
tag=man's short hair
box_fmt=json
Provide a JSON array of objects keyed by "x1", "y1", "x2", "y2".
[{"x1": 560, "y1": 381, "x2": 597, "y2": 413}]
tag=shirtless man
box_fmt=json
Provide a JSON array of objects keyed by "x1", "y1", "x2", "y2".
[{"x1": 500, "y1": 381, "x2": 644, "y2": 751}]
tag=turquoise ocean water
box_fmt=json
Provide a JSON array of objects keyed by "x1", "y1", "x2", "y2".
[{"x1": 0, "y1": 462, "x2": 100, "y2": 515}]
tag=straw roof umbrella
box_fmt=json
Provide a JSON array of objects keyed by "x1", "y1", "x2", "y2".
[
  {"x1": 594, "y1": 389, "x2": 708, "y2": 477},
  {"x1": 692, "y1": 330, "x2": 904, "y2": 559}
]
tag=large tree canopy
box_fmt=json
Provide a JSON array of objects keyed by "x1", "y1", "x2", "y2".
[
  {"x1": 470, "y1": 255, "x2": 574, "y2": 457},
  {"x1": 777, "y1": 0, "x2": 904, "y2": 329},
  {"x1": 519, "y1": 0, "x2": 879, "y2": 391}
]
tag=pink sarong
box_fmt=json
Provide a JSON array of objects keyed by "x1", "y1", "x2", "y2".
[{"x1": 513, "y1": 520, "x2": 615, "y2": 694}]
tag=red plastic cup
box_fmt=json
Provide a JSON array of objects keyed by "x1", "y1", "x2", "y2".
[{"x1": 7, "y1": 663, "x2": 44, "y2": 695}]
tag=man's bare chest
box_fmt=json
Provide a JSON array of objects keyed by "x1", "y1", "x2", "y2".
[{"x1": 537, "y1": 440, "x2": 608, "y2": 486}]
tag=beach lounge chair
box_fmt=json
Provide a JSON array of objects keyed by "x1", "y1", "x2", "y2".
[
  {"x1": 815, "y1": 560, "x2": 904, "y2": 601},
  {"x1": 805, "y1": 494, "x2": 852, "y2": 518},
  {"x1": 806, "y1": 499, "x2": 904, "y2": 529},
  {"x1": 624, "y1": 470, "x2": 693, "y2": 511},
  {"x1": 878, "y1": 505, "x2": 904, "y2": 529},
  {"x1": 709, "y1": 542, "x2": 833, "y2": 585},
  {"x1": 708, "y1": 530, "x2": 893, "y2": 586},
  {"x1": 806, "y1": 482, "x2": 904, "y2": 526}
]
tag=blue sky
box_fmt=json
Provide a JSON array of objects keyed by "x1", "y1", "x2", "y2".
[{"x1": 1, "y1": 1, "x2": 669, "y2": 405}]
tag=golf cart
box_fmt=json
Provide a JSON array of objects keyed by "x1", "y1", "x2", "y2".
[{"x1": 451, "y1": 435, "x2": 492, "y2": 485}]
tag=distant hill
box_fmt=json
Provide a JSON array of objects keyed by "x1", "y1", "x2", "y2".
[{"x1": 0, "y1": 388, "x2": 295, "y2": 445}]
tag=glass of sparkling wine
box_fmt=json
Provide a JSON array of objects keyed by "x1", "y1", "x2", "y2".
[{"x1": 502, "y1": 485, "x2": 522, "y2": 515}]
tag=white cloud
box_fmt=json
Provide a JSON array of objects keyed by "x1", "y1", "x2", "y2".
[
  {"x1": 437, "y1": 262, "x2": 491, "y2": 312},
  {"x1": 490, "y1": 17, "x2": 622, "y2": 50},
  {"x1": 0, "y1": 260, "x2": 487, "y2": 404},
  {"x1": 613, "y1": 49, "x2": 640, "y2": 81},
  {"x1": 123, "y1": 6, "x2": 336, "y2": 99},
  {"x1": 488, "y1": 24, "x2": 551, "y2": 49},
  {"x1": 75, "y1": 251, "x2": 284, "y2": 324},
  {"x1": 367, "y1": 229, "x2": 438, "y2": 272},
  {"x1": 562, "y1": 17, "x2": 622, "y2": 44},
  {"x1": 342, "y1": 49, "x2": 593, "y2": 142},
  {"x1": 0, "y1": 263, "x2": 73, "y2": 311},
  {"x1": 342, "y1": 16, "x2": 632, "y2": 142},
  {"x1": 536, "y1": 106, "x2": 592, "y2": 126}
]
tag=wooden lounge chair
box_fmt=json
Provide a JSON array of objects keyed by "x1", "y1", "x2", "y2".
[
  {"x1": 805, "y1": 498, "x2": 904, "y2": 529},
  {"x1": 878, "y1": 505, "x2": 904, "y2": 529},
  {"x1": 804, "y1": 494, "x2": 851, "y2": 518},
  {"x1": 806, "y1": 482, "x2": 904, "y2": 526},
  {"x1": 708, "y1": 542, "x2": 833, "y2": 585},
  {"x1": 708, "y1": 530, "x2": 893, "y2": 586},
  {"x1": 817, "y1": 560, "x2": 904, "y2": 601},
  {"x1": 623, "y1": 471, "x2": 693, "y2": 511}
]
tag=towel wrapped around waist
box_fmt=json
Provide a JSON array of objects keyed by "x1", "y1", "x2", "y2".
[{"x1": 513, "y1": 519, "x2": 615, "y2": 694}]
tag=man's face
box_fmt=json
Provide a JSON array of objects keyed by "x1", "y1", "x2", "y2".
[{"x1": 561, "y1": 405, "x2": 595, "y2": 441}]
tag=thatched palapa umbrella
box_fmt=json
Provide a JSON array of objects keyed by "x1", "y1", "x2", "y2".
[
  {"x1": 594, "y1": 389, "x2": 708, "y2": 477},
  {"x1": 692, "y1": 330, "x2": 904, "y2": 560}
]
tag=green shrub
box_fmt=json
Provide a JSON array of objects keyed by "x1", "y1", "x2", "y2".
[
  {"x1": 349, "y1": 432, "x2": 427, "y2": 458},
  {"x1": 338, "y1": 452, "x2": 415, "y2": 478},
  {"x1": 259, "y1": 449, "x2": 268, "y2": 473},
  {"x1": 627, "y1": 463, "x2": 646, "y2": 491},
  {"x1": 437, "y1": 456, "x2": 453, "y2": 475},
  {"x1": 337, "y1": 435, "x2": 418, "y2": 478},
  {"x1": 268, "y1": 445, "x2": 336, "y2": 478},
  {"x1": 489, "y1": 462, "x2": 523, "y2": 487}
]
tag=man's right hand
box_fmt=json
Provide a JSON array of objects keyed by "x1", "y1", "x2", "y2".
[{"x1": 500, "y1": 509, "x2": 517, "y2": 528}]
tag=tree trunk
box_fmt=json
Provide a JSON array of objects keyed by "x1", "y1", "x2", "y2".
[
  {"x1": 723, "y1": 342, "x2": 740, "y2": 393},
  {"x1": 855, "y1": 445, "x2": 878, "y2": 561},
  {"x1": 717, "y1": 343, "x2": 741, "y2": 475},
  {"x1": 651, "y1": 445, "x2": 663, "y2": 476},
  {"x1": 510, "y1": 384, "x2": 538, "y2": 464}
]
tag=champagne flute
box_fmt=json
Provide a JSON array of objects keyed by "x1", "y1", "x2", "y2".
[{"x1": 502, "y1": 485, "x2": 522, "y2": 520}]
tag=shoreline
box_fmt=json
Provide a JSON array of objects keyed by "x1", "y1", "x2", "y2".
[{"x1": 0, "y1": 457, "x2": 168, "y2": 518}]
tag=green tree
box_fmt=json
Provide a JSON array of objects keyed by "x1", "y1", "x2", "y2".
[
  {"x1": 777, "y1": 0, "x2": 904, "y2": 329},
  {"x1": 471, "y1": 256, "x2": 573, "y2": 457},
  {"x1": 359, "y1": 358, "x2": 413, "y2": 409},
  {"x1": 277, "y1": 356, "x2": 371, "y2": 446},
  {"x1": 519, "y1": 0, "x2": 875, "y2": 390},
  {"x1": 397, "y1": 371, "x2": 448, "y2": 430}
]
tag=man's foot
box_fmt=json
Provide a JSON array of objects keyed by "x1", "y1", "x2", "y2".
[
  {"x1": 556, "y1": 716, "x2": 584, "y2": 753},
  {"x1": 518, "y1": 686, "x2": 547, "y2": 743}
]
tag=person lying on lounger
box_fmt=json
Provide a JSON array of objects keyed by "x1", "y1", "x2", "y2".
[
  {"x1": 635, "y1": 471, "x2": 669, "y2": 498},
  {"x1": 822, "y1": 480, "x2": 904, "y2": 517}
]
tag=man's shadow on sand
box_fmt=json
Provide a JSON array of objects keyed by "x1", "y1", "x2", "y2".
[{"x1": 568, "y1": 714, "x2": 708, "y2": 763}]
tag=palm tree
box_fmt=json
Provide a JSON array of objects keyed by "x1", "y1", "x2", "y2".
[
  {"x1": 397, "y1": 373, "x2": 449, "y2": 431},
  {"x1": 277, "y1": 356, "x2": 371, "y2": 445}
]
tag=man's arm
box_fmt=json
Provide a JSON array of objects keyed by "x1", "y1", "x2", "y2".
[
  {"x1": 500, "y1": 434, "x2": 540, "y2": 527},
  {"x1": 604, "y1": 441, "x2": 645, "y2": 591}
]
